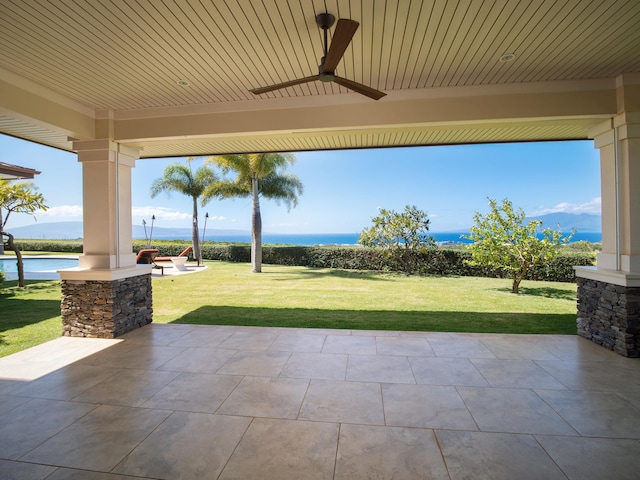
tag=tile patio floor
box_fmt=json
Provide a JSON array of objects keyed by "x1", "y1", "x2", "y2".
[{"x1": 1, "y1": 324, "x2": 640, "y2": 479}]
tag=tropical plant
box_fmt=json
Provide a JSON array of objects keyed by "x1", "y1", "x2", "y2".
[
  {"x1": 150, "y1": 159, "x2": 219, "y2": 263},
  {"x1": 204, "y1": 153, "x2": 303, "y2": 273},
  {"x1": 0, "y1": 180, "x2": 48, "y2": 287},
  {"x1": 463, "y1": 198, "x2": 574, "y2": 294},
  {"x1": 359, "y1": 205, "x2": 435, "y2": 274}
]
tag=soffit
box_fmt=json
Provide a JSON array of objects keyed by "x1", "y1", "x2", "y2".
[{"x1": 1, "y1": 0, "x2": 639, "y2": 156}]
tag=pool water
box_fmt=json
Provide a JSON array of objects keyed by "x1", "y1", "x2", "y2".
[{"x1": 0, "y1": 257, "x2": 78, "y2": 273}]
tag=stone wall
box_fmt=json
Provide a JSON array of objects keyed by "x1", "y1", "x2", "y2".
[
  {"x1": 61, "y1": 274, "x2": 152, "y2": 338},
  {"x1": 577, "y1": 277, "x2": 640, "y2": 357}
]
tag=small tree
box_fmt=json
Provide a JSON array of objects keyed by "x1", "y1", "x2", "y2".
[
  {"x1": 359, "y1": 205, "x2": 435, "y2": 274},
  {"x1": 0, "y1": 180, "x2": 48, "y2": 287},
  {"x1": 464, "y1": 198, "x2": 574, "y2": 294}
]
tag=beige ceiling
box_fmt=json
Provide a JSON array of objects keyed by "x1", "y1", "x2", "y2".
[{"x1": 1, "y1": 0, "x2": 640, "y2": 157}]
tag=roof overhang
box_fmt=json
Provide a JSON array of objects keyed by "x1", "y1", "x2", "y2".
[{"x1": 1, "y1": 1, "x2": 639, "y2": 156}]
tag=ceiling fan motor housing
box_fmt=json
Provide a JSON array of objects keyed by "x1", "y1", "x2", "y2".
[
  {"x1": 316, "y1": 13, "x2": 335, "y2": 29},
  {"x1": 319, "y1": 72, "x2": 335, "y2": 82}
]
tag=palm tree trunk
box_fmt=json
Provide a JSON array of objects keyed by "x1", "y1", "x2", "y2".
[
  {"x1": 251, "y1": 177, "x2": 262, "y2": 273},
  {"x1": 191, "y1": 196, "x2": 201, "y2": 264}
]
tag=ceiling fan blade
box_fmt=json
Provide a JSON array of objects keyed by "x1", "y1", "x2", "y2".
[
  {"x1": 333, "y1": 76, "x2": 386, "y2": 100},
  {"x1": 250, "y1": 75, "x2": 318, "y2": 95},
  {"x1": 322, "y1": 19, "x2": 359, "y2": 73}
]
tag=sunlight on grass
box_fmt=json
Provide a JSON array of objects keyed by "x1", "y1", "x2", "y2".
[
  {"x1": 152, "y1": 261, "x2": 577, "y2": 334},
  {"x1": 1, "y1": 261, "x2": 578, "y2": 358},
  {"x1": 0, "y1": 281, "x2": 62, "y2": 357}
]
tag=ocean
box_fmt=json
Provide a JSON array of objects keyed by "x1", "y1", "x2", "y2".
[{"x1": 155, "y1": 231, "x2": 603, "y2": 246}]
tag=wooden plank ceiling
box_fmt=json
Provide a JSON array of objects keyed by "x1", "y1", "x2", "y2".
[{"x1": 1, "y1": 0, "x2": 640, "y2": 155}]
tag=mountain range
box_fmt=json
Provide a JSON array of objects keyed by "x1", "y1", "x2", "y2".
[
  {"x1": 6, "y1": 212, "x2": 601, "y2": 240},
  {"x1": 6, "y1": 222, "x2": 248, "y2": 240},
  {"x1": 525, "y1": 212, "x2": 601, "y2": 232}
]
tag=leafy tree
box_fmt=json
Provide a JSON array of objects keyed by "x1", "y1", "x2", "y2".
[
  {"x1": 464, "y1": 198, "x2": 574, "y2": 294},
  {"x1": 1, "y1": 180, "x2": 48, "y2": 287},
  {"x1": 359, "y1": 205, "x2": 435, "y2": 274},
  {"x1": 150, "y1": 159, "x2": 219, "y2": 263},
  {"x1": 204, "y1": 153, "x2": 303, "y2": 273}
]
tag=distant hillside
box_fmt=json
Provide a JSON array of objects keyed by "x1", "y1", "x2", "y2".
[
  {"x1": 6, "y1": 221, "x2": 249, "y2": 240},
  {"x1": 7, "y1": 221, "x2": 84, "y2": 240},
  {"x1": 526, "y1": 213, "x2": 601, "y2": 232}
]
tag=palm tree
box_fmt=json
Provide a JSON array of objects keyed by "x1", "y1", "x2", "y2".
[
  {"x1": 150, "y1": 159, "x2": 219, "y2": 263},
  {"x1": 204, "y1": 153, "x2": 303, "y2": 273}
]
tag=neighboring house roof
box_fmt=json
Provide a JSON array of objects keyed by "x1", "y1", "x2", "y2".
[{"x1": 0, "y1": 162, "x2": 40, "y2": 180}]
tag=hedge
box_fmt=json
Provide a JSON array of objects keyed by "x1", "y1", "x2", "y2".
[{"x1": 10, "y1": 239, "x2": 596, "y2": 283}]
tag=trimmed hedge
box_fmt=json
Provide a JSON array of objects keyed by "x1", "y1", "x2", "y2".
[
  {"x1": 10, "y1": 239, "x2": 84, "y2": 253},
  {"x1": 10, "y1": 239, "x2": 596, "y2": 282},
  {"x1": 170, "y1": 242, "x2": 596, "y2": 282}
]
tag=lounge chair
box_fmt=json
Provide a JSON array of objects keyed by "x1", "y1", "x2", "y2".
[
  {"x1": 136, "y1": 248, "x2": 164, "y2": 274},
  {"x1": 155, "y1": 246, "x2": 193, "y2": 262}
]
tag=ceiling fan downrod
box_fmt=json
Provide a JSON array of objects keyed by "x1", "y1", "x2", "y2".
[{"x1": 316, "y1": 13, "x2": 335, "y2": 76}]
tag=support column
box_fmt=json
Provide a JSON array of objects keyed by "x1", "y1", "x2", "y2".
[
  {"x1": 576, "y1": 74, "x2": 640, "y2": 356},
  {"x1": 59, "y1": 139, "x2": 153, "y2": 338}
]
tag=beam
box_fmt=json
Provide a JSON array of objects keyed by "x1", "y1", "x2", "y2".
[{"x1": 114, "y1": 79, "x2": 616, "y2": 144}]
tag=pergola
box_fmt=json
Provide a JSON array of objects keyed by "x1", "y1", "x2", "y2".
[{"x1": 1, "y1": 1, "x2": 639, "y2": 355}]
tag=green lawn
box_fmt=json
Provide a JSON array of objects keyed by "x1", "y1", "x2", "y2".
[
  {"x1": 0, "y1": 280, "x2": 63, "y2": 357},
  {"x1": 1, "y1": 260, "x2": 578, "y2": 358}
]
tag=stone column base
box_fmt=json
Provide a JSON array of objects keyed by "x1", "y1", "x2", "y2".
[
  {"x1": 577, "y1": 277, "x2": 640, "y2": 357},
  {"x1": 61, "y1": 273, "x2": 152, "y2": 338}
]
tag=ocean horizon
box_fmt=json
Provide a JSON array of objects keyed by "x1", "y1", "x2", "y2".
[{"x1": 150, "y1": 231, "x2": 603, "y2": 246}]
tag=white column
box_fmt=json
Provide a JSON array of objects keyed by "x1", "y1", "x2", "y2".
[
  {"x1": 60, "y1": 139, "x2": 153, "y2": 338},
  {"x1": 576, "y1": 77, "x2": 640, "y2": 287},
  {"x1": 68, "y1": 139, "x2": 146, "y2": 276},
  {"x1": 574, "y1": 75, "x2": 640, "y2": 356}
]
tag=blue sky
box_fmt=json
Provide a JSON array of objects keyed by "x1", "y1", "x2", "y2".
[{"x1": 1, "y1": 134, "x2": 601, "y2": 233}]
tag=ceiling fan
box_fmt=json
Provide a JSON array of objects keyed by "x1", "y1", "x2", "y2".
[{"x1": 250, "y1": 13, "x2": 386, "y2": 101}]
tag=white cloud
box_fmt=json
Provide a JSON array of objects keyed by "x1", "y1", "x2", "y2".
[
  {"x1": 132, "y1": 206, "x2": 191, "y2": 221},
  {"x1": 531, "y1": 197, "x2": 601, "y2": 216},
  {"x1": 35, "y1": 205, "x2": 83, "y2": 217},
  {"x1": 31, "y1": 204, "x2": 231, "y2": 226}
]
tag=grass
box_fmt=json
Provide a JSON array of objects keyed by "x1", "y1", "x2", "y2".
[
  {"x1": 0, "y1": 260, "x2": 579, "y2": 358},
  {"x1": 152, "y1": 261, "x2": 577, "y2": 334},
  {"x1": 0, "y1": 280, "x2": 63, "y2": 357}
]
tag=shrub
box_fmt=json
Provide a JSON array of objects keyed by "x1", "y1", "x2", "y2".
[
  {"x1": 359, "y1": 205, "x2": 435, "y2": 274},
  {"x1": 10, "y1": 238, "x2": 597, "y2": 283},
  {"x1": 526, "y1": 252, "x2": 596, "y2": 282},
  {"x1": 11, "y1": 239, "x2": 83, "y2": 253}
]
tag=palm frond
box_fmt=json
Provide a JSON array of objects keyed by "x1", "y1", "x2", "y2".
[
  {"x1": 260, "y1": 173, "x2": 303, "y2": 210},
  {"x1": 203, "y1": 153, "x2": 302, "y2": 208},
  {"x1": 202, "y1": 180, "x2": 249, "y2": 204}
]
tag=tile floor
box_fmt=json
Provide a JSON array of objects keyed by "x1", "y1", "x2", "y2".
[{"x1": 1, "y1": 324, "x2": 640, "y2": 479}]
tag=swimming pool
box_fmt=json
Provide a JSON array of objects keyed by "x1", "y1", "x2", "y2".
[{"x1": 0, "y1": 256, "x2": 78, "y2": 277}]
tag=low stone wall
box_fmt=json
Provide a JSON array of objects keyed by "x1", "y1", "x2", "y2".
[
  {"x1": 577, "y1": 277, "x2": 640, "y2": 357},
  {"x1": 61, "y1": 274, "x2": 152, "y2": 338}
]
